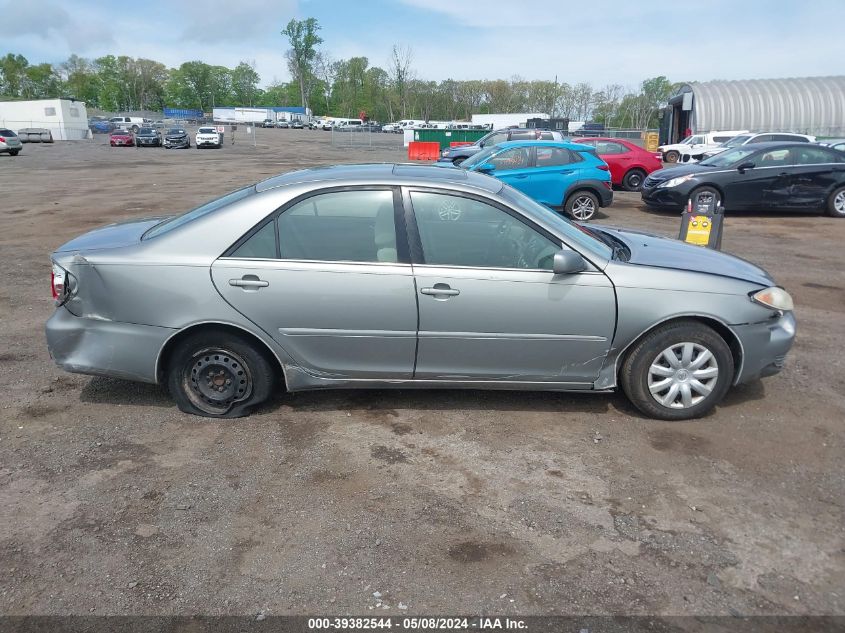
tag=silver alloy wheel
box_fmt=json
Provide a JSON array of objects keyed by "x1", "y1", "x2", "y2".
[
  {"x1": 571, "y1": 195, "x2": 596, "y2": 220},
  {"x1": 835, "y1": 190, "x2": 845, "y2": 214},
  {"x1": 647, "y1": 342, "x2": 719, "y2": 409}
]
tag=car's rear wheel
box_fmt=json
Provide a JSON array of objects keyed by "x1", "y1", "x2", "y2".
[
  {"x1": 623, "y1": 169, "x2": 646, "y2": 191},
  {"x1": 664, "y1": 150, "x2": 679, "y2": 163},
  {"x1": 10, "y1": 149, "x2": 19, "y2": 156},
  {"x1": 564, "y1": 191, "x2": 599, "y2": 221},
  {"x1": 167, "y1": 330, "x2": 276, "y2": 418},
  {"x1": 827, "y1": 186, "x2": 845, "y2": 218},
  {"x1": 620, "y1": 320, "x2": 734, "y2": 420}
]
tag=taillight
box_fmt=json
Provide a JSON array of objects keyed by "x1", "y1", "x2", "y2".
[
  {"x1": 51, "y1": 262, "x2": 67, "y2": 302},
  {"x1": 0, "y1": 136, "x2": 5, "y2": 142}
]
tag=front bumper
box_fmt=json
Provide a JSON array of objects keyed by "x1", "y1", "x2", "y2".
[
  {"x1": 640, "y1": 184, "x2": 689, "y2": 210},
  {"x1": 46, "y1": 308, "x2": 175, "y2": 384},
  {"x1": 731, "y1": 311, "x2": 796, "y2": 384},
  {"x1": 164, "y1": 138, "x2": 189, "y2": 148}
]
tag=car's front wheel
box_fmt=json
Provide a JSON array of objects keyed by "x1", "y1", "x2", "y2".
[
  {"x1": 620, "y1": 320, "x2": 734, "y2": 420},
  {"x1": 663, "y1": 150, "x2": 679, "y2": 163},
  {"x1": 167, "y1": 329, "x2": 276, "y2": 418},
  {"x1": 827, "y1": 185, "x2": 845, "y2": 218},
  {"x1": 564, "y1": 191, "x2": 599, "y2": 221}
]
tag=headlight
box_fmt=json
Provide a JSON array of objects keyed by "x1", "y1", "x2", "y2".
[
  {"x1": 657, "y1": 174, "x2": 695, "y2": 188},
  {"x1": 751, "y1": 287, "x2": 794, "y2": 312}
]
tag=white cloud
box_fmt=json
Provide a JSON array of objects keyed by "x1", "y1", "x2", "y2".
[{"x1": 0, "y1": 0, "x2": 115, "y2": 52}]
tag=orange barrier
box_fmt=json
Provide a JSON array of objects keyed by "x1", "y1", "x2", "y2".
[
  {"x1": 449, "y1": 141, "x2": 473, "y2": 147},
  {"x1": 408, "y1": 141, "x2": 441, "y2": 161}
]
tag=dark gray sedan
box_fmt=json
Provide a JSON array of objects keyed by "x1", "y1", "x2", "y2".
[{"x1": 46, "y1": 165, "x2": 796, "y2": 420}]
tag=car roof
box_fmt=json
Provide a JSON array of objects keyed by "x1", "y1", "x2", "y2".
[
  {"x1": 491, "y1": 140, "x2": 595, "y2": 151},
  {"x1": 570, "y1": 136, "x2": 632, "y2": 143},
  {"x1": 255, "y1": 163, "x2": 504, "y2": 194},
  {"x1": 732, "y1": 141, "x2": 822, "y2": 149}
]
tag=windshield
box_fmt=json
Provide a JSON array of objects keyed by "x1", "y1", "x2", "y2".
[
  {"x1": 138, "y1": 128, "x2": 154, "y2": 134},
  {"x1": 460, "y1": 145, "x2": 499, "y2": 170},
  {"x1": 167, "y1": 128, "x2": 186, "y2": 135},
  {"x1": 698, "y1": 147, "x2": 758, "y2": 168},
  {"x1": 679, "y1": 136, "x2": 694, "y2": 145},
  {"x1": 723, "y1": 135, "x2": 752, "y2": 148},
  {"x1": 499, "y1": 186, "x2": 613, "y2": 261},
  {"x1": 142, "y1": 186, "x2": 255, "y2": 240}
]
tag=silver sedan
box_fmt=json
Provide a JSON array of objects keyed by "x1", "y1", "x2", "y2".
[{"x1": 46, "y1": 164, "x2": 796, "y2": 420}]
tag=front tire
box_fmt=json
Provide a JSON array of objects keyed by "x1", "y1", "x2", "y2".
[
  {"x1": 664, "y1": 150, "x2": 679, "y2": 163},
  {"x1": 564, "y1": 191, "x2": 599, "y2": 221},
  {"x1": 689, "y1": 185, "x2": 722, "y2": 209},
  {"x1": 620, "y1": 320, "x2": 734, "y2": 421},
  {"x1": 827, "y1": 185, "x2": 845, "y2": 218},
  {"x1": 623, "y1": 169, "x2": 646, "y2": 191},
  {"x1": 166, "y1": 330, "x2": 276, "y2": 418}
]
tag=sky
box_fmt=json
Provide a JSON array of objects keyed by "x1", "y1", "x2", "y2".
[{"x1": 2, "y1": 0, "x2": 844, "y2": 91}]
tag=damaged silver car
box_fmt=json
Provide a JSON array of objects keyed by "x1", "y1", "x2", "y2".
[{"x1": 46, "y1": 164, "x2": 796, "y2": 420}]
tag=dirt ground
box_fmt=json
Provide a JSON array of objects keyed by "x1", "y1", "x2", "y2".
[{"x1": 0, "y1": 128, "x2": 843, "y2": 619}]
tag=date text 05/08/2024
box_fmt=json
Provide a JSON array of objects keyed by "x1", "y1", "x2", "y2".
[{"x1": 307, "y1": 617, "x2": 528, "y2": 630}]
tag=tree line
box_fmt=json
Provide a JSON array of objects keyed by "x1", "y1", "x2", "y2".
[{"x1": 0, "y1": 18, "x2": 677, "y2": 129}]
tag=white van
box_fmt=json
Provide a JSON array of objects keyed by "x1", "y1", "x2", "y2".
[{"x1": 658, "y1": 130, "x2": 748, "y2": 163}]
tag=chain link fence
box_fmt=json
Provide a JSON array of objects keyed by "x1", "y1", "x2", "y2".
[{"x1": 330, "y1": 126, "x2": 404, "y2": 150}]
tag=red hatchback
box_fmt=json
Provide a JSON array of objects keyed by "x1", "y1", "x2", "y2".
[{"x1": 571, "y1": 137, "x2": 663, "y2": 191}]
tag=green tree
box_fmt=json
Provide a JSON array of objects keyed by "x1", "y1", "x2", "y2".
[
  {"x1": 0, "y1": 53, "x2": 30, "y2": 98},
  {"x1": 281, "y1": 17, "x2": 322, "y2": 110},
  {"x1": 231, "y1": 62, "x2": 260, "y2": 106}
]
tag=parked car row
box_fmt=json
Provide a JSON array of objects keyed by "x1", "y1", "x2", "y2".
[{"x1": 109, "y1": 126, "x2": 223, "y2": 149}]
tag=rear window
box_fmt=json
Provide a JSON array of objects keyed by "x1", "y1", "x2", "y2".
[
  {"x1": 143, "y1": 186, "x2": 256, "y2": 240},
  {"x1": 0, "y1": 129, "x2": 16, "y2": 136}
]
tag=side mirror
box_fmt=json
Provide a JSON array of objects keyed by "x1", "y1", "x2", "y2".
[
  {"x1": 737, "y1": 161, "x2": 755, "y2": 173},
  {"x1": 477, "y1": 162, "x2": 496, "y2": 173},
  {"x1": 553, "y1": 250, "x2": 587, "y2": 275}
]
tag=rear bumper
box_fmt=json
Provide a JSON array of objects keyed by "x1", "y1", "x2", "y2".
[
  {"x1": 731, "y1": 311, "x2": 796, "y2": 384},
  {"x1": 45, "y1": 308, "x2": 175, "y2": 384},
  {"x1": 597, "y1": 185, "x2": 614, "y2": 207}
]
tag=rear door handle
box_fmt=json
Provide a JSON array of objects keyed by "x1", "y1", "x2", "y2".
[{"x1": 229, "y1": 276, "x2": 269, "y2": 289}]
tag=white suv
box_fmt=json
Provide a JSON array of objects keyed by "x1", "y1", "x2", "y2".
[
  {"x1": 658, "y1": 130, "x2": 748, "y2": 163},
  {"x1": 696, "y1": 132, "x2": 817, "y2": 161},
  {"x1": 195, "y1": 127, "x2": 222, "y2": 149}
]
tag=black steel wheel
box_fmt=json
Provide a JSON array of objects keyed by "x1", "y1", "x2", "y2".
[{"x1": 167, "y1": 330, "x2": 276, "y2": 418}]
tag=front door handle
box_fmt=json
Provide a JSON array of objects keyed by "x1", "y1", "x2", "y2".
[
  {"x1": 420, "y1": 284, "x2": 460, "y2": 298},
  {"x1": 229, "y1": 275, "x2": 269, "y2": 290}
]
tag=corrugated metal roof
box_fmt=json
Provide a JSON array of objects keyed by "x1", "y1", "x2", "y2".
[{"x1": 685, "y1": 76, "x2": 845, "y2": 136}]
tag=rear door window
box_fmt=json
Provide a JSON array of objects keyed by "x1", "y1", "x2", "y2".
[
  {"x1": 792, "y1": 147, "x2": 839, "y2": 165},
  {"x1": 535, "y1": 147, "x2": 576, "y2": 167},
  {"x1": 596, "y1": 141, "x2": 630, "y2": 154},
  {"x1": 277, "y1": 190, "x2": 398, "y2": 263}
]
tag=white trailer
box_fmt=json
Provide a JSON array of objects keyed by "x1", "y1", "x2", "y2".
[
  {"x1": 212, "y1": 107, "x2": 275, "y2": 124},
  {"x1": 0, "y1": 98, "x2": 89, "y2": 140},
  {"x1": 471, "y1": 112, "x2": 548, "y2": 130}
]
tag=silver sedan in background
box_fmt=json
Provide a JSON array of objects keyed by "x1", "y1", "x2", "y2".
[{"x1": 46, "y1": 164, "x2": 796, "y2": 420}]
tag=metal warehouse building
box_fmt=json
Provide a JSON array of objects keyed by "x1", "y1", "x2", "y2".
[{"x1": 661, "y1": 76, "x2": 845, "y2": 143}]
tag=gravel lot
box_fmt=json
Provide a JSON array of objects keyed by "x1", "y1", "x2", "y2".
[{"x1": 1, "y1": 128, "x2": 843, "y2": 619}]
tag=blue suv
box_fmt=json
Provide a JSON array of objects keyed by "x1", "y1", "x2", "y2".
[{"x1": 455, "y1": 141, "x2": 613, "y2": 221}]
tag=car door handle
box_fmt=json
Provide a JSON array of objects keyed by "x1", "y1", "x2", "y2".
[
  {"x1": 229, "y1": 276, "x2": 269, "y2": 289},
  {"x1": 420, "y1": 284, "x2": 460, "y2": 297}
]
